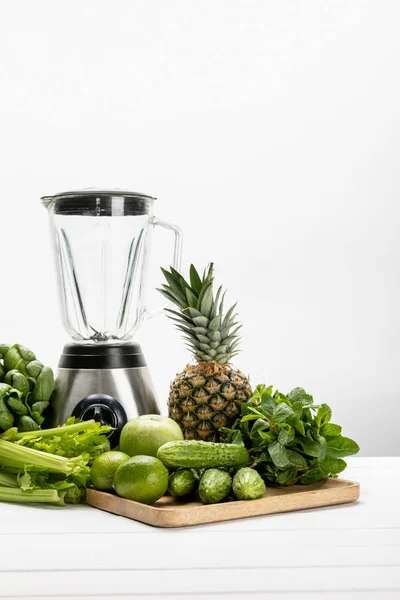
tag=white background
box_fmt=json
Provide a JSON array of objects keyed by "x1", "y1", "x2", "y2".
[{"x1": 0, "y1": 0, "x2": 398, "y2": 456}]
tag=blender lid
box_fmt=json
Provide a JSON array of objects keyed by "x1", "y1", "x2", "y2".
[{"x1": 41, "y1": 188, "x2": 156, "y2": 216}]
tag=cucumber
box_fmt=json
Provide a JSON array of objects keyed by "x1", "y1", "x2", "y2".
[
  {"x1": 232, "y1": 467, "x2": 266, "y2": 500},
  {"x1": 199, "y1": 468, "x2": 232, "y2": 504},
  {"x1": 157, "y1": 440, "x2": 250, "y2": 469},
  {"x1": 168, "y1": 469, "x2": 198, "y2": 497}
]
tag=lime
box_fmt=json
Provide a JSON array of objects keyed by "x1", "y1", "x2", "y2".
[
  {"x1": 113, "y1": 455, "x2": 169, "y2": 504},
  {"x1": 90, "y1": 451, "x2": 130, "y2": 491}
]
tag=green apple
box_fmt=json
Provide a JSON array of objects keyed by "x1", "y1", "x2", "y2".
[{"x1": 120, "y1": 414, "x2": 183, "y2": 457}]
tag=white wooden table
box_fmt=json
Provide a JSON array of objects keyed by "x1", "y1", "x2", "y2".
[{"x1": 0, "y1": 457, "x2": 398, "y2": 599}]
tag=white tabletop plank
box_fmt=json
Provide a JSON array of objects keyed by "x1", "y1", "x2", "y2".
[
  {"x1": 0, "y1": 535, "x2": 397, "y2": 570},
  {"x1": 0, "y1": 457, "x2": 398, "y2": 599},
  {"x1": 1, "y1": 566, "x2": 400, "y2": 596},
  {"x1": 5, "y1": 595, "x2": 400, "y2": 600},
  {"x1": 1, "y1": 489, "x2": 396, "y2": 534}
]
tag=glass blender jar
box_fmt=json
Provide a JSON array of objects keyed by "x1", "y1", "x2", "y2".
[{"x1": 42, "y1": 189, "x2": 182, "y2": 443}]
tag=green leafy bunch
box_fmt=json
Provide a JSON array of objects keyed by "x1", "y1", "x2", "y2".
[
  {"x1": 221, "y1": 384, "x2": 360, "y2": 485},
  {"x1": 0, "y1": 344, "x2": 55, "y2": 432},
  {"x1": 0, "y1": 418, "x2": 113, "y2": 505},
  {"x1": 2, "y1": 416, "x2": 111, "y2": 464}
]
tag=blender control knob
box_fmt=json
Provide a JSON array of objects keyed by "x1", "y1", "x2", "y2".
[{"x1": 71, "y1": 394, "x2": 128, "y2": 447}]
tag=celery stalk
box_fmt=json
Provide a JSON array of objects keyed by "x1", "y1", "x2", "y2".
[
  {"x1": 0, "y1": 472, "x2": 18, "y2": 487},
  {"x1": 0, "y1": 439, "x2": 73, "y2": 473},
  {"x1": 0, "y1": 486, "x2": 65, "y2": 505},
  {"x1": 12, "y1": 419, "x2": 97, "y2": 440}
]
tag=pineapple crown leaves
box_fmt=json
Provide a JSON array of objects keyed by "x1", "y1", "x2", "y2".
[{"x1": 158, "y1": 263, "x2": 242, "y2": 364}]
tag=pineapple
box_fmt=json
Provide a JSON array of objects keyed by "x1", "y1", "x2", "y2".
[{"x1": 159, "y1": 263, "x2": 252, "y2": 442}]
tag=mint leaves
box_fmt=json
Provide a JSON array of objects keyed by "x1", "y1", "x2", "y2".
[{"x1": 221, "y1": 384, "x2": 360, "y2": 486}]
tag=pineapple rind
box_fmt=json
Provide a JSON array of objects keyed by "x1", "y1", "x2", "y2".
[{"x1": 168, "y1": 363, "x2": 252, "y2": 442}]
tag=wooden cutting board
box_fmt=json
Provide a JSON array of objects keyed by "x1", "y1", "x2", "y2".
[{"x1": 86, "y1": 478, "x2": 360, "y2": 528}]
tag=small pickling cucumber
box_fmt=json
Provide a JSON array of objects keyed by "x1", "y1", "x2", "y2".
[
  {"x1": 199, "y1": 468, "x2": 232, "y2": 504},
  {"x1": 157, "y1": 440, "x2": 250, "y2": 469},
  {"x1": 232, "y1": 467, "x2": 266, "y2": 500},
  {"x1": 168, "y1": 468, "x2": 198, "y2": 497}
]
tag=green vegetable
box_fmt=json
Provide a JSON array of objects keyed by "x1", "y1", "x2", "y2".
[
  {"x1": 0, "y1": 418, "x2": 113, "y2": 505},
  {"x1": 0, "y1": 472, "x2": 18, "y2": 487},
  {"x1": 2, "y1": 417, "x2": 111, "y2": 464},
  {"x1": 0, "y1": 345, "x2": 10, "y2": 359},
  {"x1": 25, "y1": 360, "x2": 43, "y2": 379},
  {"x1": 4, "y1": 370, "x2": 30, "y2": 397},
  {"x1": 158, "y1": 440, "x2": 250, "y2": 469},
  {"x1": 0, "y1": 384, "x2": 14, "y2": 431},
  {"x1": 0, "y1": 486, "x2": 66, "y2": 505},
  {"x1": 7, "y1": 393, "x2": 28, "y2": 416},
  {"x1": 221, "y1": 384, "x2": 360, "y2": 486},
  {"x1": 16, "y1": 416, "x2": 41, "y2": 432},
  {"x1": 0, "y1": 344, "x2": 55, "y2": 433},
  {"x1": 3, "y1": 344, "x2": 36, "y2": 376},
  {"x1": 0, "y1": 438, "x2": 75, "y2": 473},
  {"x1": 198, "y1": 468, "x2": 232, "y2": 504},
  {"x1": 232, "y1": 467, "x2": 266, "y2": 500},
  {"x1": 168, "y1": 469, "x2": 198, "y2": 497},
  {"x1": 27, "y1": 363, "x2": 54, "y2": 403}
]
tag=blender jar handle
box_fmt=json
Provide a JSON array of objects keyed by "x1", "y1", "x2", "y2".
[{"x1": 144, "y1": 217, "x2": 183, "y2": 319}]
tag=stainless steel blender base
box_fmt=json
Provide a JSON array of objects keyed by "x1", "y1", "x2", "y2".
[{"x1": 50, "y1": 366, "x2": 160, "y2": 427}]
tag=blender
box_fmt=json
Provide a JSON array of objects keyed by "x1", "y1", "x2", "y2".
[{"x1": 42, "y1": 189, "x2": 182, "y2": 443}]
